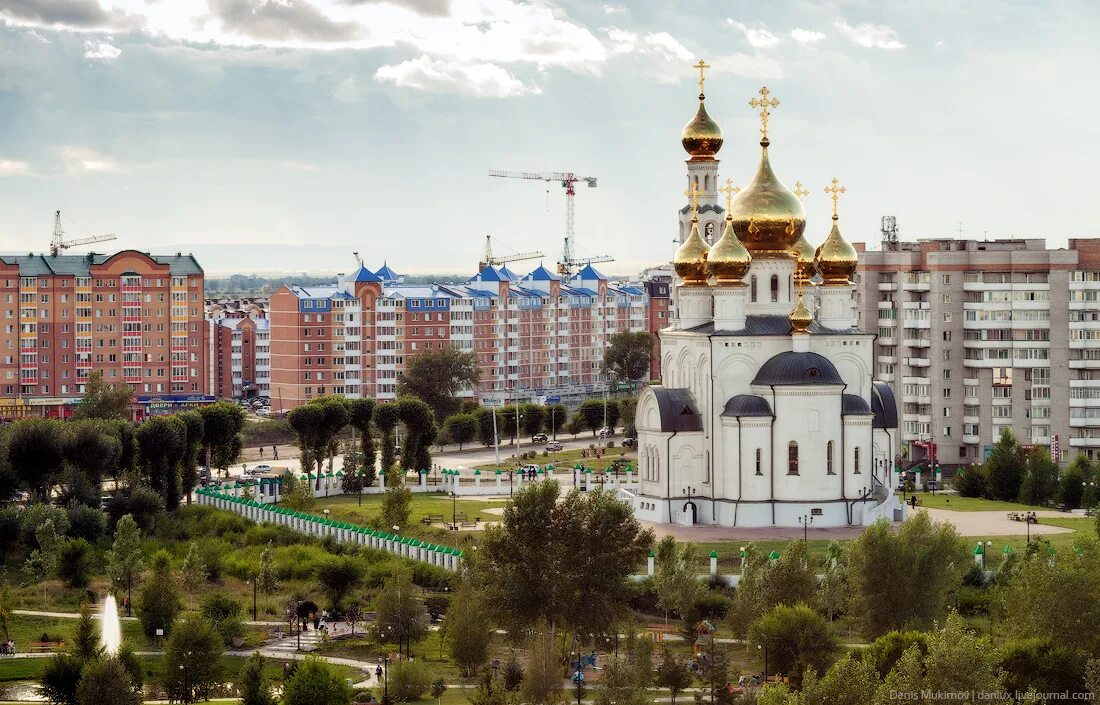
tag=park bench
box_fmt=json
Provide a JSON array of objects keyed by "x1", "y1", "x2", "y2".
[
  {"x1": 421, "y1": 513, "x2": 445, "y2": 525},
  {"x1": 460, "y1": 520, "x2": 478, "y2": 529},
  {"x1": 28, "y1": 641, "x2": 64, "y2": 652},
  {"x1": 453, "y1": 513, "x2": 469, "y2": 523}
]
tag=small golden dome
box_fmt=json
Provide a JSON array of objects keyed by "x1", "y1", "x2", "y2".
[
  {"x1": 674, "y1": 216, "x2": 710, "y2": 285},
  {"x1": 681, "y1": 95, "x2": 723, "y2": 162},
  {"x1": 814, "y1": 215, "x2": 859, "y2": 285},
  {"x1": 788, "y1": 232, "x2": 816, "y2": 285},
  {"x1": 730, "y1": 141, "x2": 806, "y2": 258},
  {"x1": 789, "y1": 292, "x2": 812, "y2": 334},
  {"x1": 707, "y1": 214, "x2": 751, "y2": 284}
]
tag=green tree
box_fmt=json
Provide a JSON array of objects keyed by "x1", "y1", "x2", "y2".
[
  {"x1": 595, "y1": 655, "x2": 650, "y2": 705},
  {"x1": 388, "y1": 660, "x2": 431, "y2": 702},
  {"x1": 162, "y1": 616, "x2": 224, "y2": 704},
  {"x1": 730, "y1": 541, "x2": 818, "y2": 635},
  {"x1": 476, "y1": 483, "x2": 653, "y2": 637},
  {"x1": 862, "y1": 630, "x2": 928, "y2": 678},
  {"x1": 108, "y1": 420, "x2": 137, "y2": 489},
  {"x1": 199, "y1": 592, "x2": 245, "y2": 646},
  {"x1": 75, "y1": 656, "x2": 141, "y2": 705},
  {"x1": 695, "y1": 640, "x2": 732, "y2": 705},
  {"x1": 446, "y1": 581, "x2": 493, "y2": 676},
  {"x1": 652, "y1": 536, "x2": 701, "y2": 626},
  {"x1": 73, "y1": 371, "x2": 133, "y2": 420},
  {"x1": 443, "y1": 413, "x2": 477, "y2": 450},
  {"x1": 25, "y1": 519, "x2": 62, "y2": 594},
  {"x1": 347, "y1": 398, "x2": 377, "y2": 486},
  {"x1": 1000, "y1": 539, "x2": 1100, "y2": 654},
  {"x1": 564, "y1": 412, "x2": 586, "y2": 438},
  {"x1": 135, "y1": 415, "x2": 187, "y2": 510},
  {"x1": 281, "y1": 655, "x2": 352, "y2": 705},
  {"x1": 256, "y1": 547, "x2": 279, "y2": 595},
  {"x1": 178, "y1": 411, "x2": 205, "y2": 504},
  {"x1": 654, "y1": 646, "x2": 692, "y2": 705},
  {"x1": 372, "y1": 569, "x2": 429, "y2": 657},
  {"x1": 71, "y1": 605, "x2": 102, "y2": 660},
  {"x1": 66, "y1": 503, "x2": 106, "y2": 542},
  {"x1": 603, "y1": 331, "x2": 652, "y2": 381},
  {"x1": 288, "y1": 396, "x2": 349, "y2": 490},
  {"x1": 237, "y1": 652, "x2": 276, "y2": 705},
  {"x1": 473, "y1": 406, "x2": 498, "y2": 447},
  {"x1": 1058, "y1": 455, "x2": 1090, "y2": 509},
  {"x1": 40, "y1": 653, "x2": 85, "y2": 705},
  {"x1": 618, "y1": 397, "x2": 638, "y2": 437},
  {"x1": 847, "y1": 513, "x2": 968, "y2": 638},
  {"x1": 180, "y1": 542, "x2": 209, "y2": 591},
  {"x1": 986, "y1": 428, "x2": 1026, "y2": 502},
  {"x1": 8, "y1": 418, "x2": 66, "y2": 501},
  {"x1": 137, "y1": 551, "x2": 181, "y2": 639},
  {"x1": 800, "y1": 653, "x2": 879, "y2": 705},
  {"x1": 577, "y1": 399, "x2": 609, "y2": 436},
  {"x1": 383, "y1": 483, "x2": 412, "y2": 529},
  {"x1": 315, "y1": 555, "x2": 364, "y2": 611},
  {"x1": 430, "y1": 678, "x2": 448, "y2": 705},
  {"x1": 374, "y1": 402, "x2": 400, "y2": 472},
  {"x1": 0, "y1": 584, "x2": 13, "y2": 644},
  {"x1": 64, "y1": 420, "x2": 122, "y2": 496},
  {"x1": 819, "y1": 541, "x2": 847, "y2": 621},
  {"x1": 521, "y1": 623, "x2": 562, "y2": 705},
  {"x1": 748, "y1": 603, "x2": 837, "y2": 684},
  {"x1": 998, "y1": 638, "x2": 1087, "y2": 697},
  {"x1": 547, "y1": 404, "x2": 568, "y2": 439},
  {"x1": 198, "y1": 401, "x2": 245, "y2": 478},
  {"x1": 519, "y1": 403, "x2": 546, "y2": 440},
  {"x1": 397, "y1": 396, "x2": 436, "y2": 472},
  {"x1": 396, "y1": 346, "x2": 480, "y2": 422},
  {"x1": 107, "y1": 515, "x2": 144, "y2": 611},
  {"x1": 58, "y1": 539, "x2": 95, "y2": 588},
  {"x1": 1018, "y1": 448, "x2": 1059, "y2": 506},
  {"x1": 116, "y1": 646, "x2": 143, "y2": 692},
  {"x1": 954, "y1": 463, "x2": 990, "y2": 498}
]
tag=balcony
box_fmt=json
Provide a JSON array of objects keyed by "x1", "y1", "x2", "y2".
[
  {"x1": 905, "y1": 357, "x2": 931, "y2": 368},
  {"x1": 902, "y1": 280, "x2": 931, "y2": 292},
  {"x1": 963, "y1": 434, "x2": 980, "y2": 444},
  {"x1": 878, "y1": 373, "x2": 894, "y2": 382},
  {"x1": 877, "y1": 282, "x2": 898, "y2": 292},
  {"x1": 1069, "y1": 359, "x2": 1100, "y2": 369},
  {"x1": 877, "y1": 336, "x2": 897, "y2": 346},
  {"x1": 877, "y1": 301, "x2": 896, "y2": 310},
  {"x1": 1069, "y1": 437, "x2": 1100, "y2": 447},
  {"x1": 904, "y1": 338, "x2": 931, "y2": 348}
]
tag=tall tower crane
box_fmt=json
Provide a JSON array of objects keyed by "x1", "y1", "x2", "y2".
[
  {"x1": 49, "y1": 211, "x2": 116, "y2": 257},
  {"x1": 488, "y1": 170, "x2": 612, "y2": 276},
  {"x1": 478, "y1": 234, "x2": 544, "y2": 272}
]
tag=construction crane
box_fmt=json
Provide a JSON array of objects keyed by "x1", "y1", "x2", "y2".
[
  {"x1": 478, "y1": 234, "x2": 543, "y2": 272},
  {"x1": 49, "y1": 211, "x2": 116, "y2": 257},
  {"x1": 487, "y1": 170, "x2": 612, "y2": 276}
]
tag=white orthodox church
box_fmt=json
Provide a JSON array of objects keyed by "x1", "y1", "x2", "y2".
[{"x1": 634, "y1": 71, "x2": 903, "y2": 529}]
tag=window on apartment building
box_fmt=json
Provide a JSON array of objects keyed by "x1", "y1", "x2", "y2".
[
  {"x1": 943, "y1": 331, "x2": 951, "y2": 342},
  {"x1": 943, "y1": 312, "x2": 952, "y2": 323},
  {"x1": 943, "y1": 350, "x2": 951, "y2": 361},
  {"x1": 943, "y1": 427, "x2": 951, "y2": 437},
  {"x1": 942, "y1": 293, "x2": 951, "y2": 304}
]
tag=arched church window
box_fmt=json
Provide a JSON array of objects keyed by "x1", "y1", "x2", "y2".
[
  {"x1": 755, "y1": 448, "x2": 762, "y2": 476},
  {"x1": 787, "y1": 441, "x2": 799, "y2": 475},
  {"x1": 854, "y1": 447, "x2": 861, "y2": 474},
  {"x1": 826, "y1": 441, "x2": 835, "y2": 475},
  {"x1": 750, "y1": 276, "x2": 758, "y2": 303},
  {"x1": 770, "y1": 275, "x2": 779, "y2": 302}
]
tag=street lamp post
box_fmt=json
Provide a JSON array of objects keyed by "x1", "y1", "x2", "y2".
[
  {"x1": 757, "y1": 644, "x2": 769, "y2": 680},
  {"x1": 382, "y1": 654, "x2": 391, "y2": 705},
  {"x1": 798, "y1": 514, "x2": 813, "y2": 543},
  {"x1": 450, "y1": 491, "x2": 457, "y2": 531}
]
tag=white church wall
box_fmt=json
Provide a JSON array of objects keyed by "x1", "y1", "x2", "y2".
[
  {"x1": 843, "y1": 417, "x2": 875, "y2": 500},
  {"x1": 764, "y1": 386, "x2": 846, "y2": 502},
  {"x1": 811, "y1": 336, "x2": 875, "y2": 398}
]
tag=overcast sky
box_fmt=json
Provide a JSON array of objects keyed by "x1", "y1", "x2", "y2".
[{"x1": 0, "y1": 0, "x2": 1097, "y2": 276}]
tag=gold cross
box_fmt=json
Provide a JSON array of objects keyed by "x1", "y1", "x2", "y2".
[
  {"x1": 719, "y1": 178, "x2": 740, "y2": 211},
  {"x1": 693, "y1": 59, "x2": 710, "y2": 96},
  {"x1": 748, "y1": 86, "x2": 780, "y2": 139},
  {"x1": 824, "y1": 177, "x2": 846, "y2": 216},
  {"x1": 793, "y1": 181, "x2": 809, "y2": 201},
  {"x1": 683, "y1": 183, "x2": 703, "y2": 218}
]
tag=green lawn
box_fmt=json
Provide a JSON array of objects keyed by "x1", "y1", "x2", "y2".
[
  {"x1": 906, "y1": 492, "x2": 1048, "y2": 512},
  {"x1": 314, "y1": 493, "x2": 507, "y2": 542},
  {"x1": 471, "y1": 445, "x2": 635, "y2": 473}
]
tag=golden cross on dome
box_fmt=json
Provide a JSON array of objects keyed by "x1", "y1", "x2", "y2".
[
  {"x1": 693, "y1": 59, "x2": 710, "y2": 95},
  {"x1": 793, "y1": 181, "x2": 810, "y2": 201},
  {"x1": 748, "y1": 86, "x2": 780, "y2": 139},
  {"x1": 824, "y1": 177, "x2": 846, "y2": 216},
  {"x1": 683, "y1": 182, "x2": 703, "y2": 218},
  {"x1": 719, "y1": 178, "x2": 740, "y2": 211}
]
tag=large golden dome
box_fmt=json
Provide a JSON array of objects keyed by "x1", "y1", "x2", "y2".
[
  {"x1": 788, "y1": 232, "x2": 816, "y2": 285},
  {"x1": 814, "y1": 215, "x2": 858, "y2": 285},
  {"x1": 674, "y1": 216, "x2": 710, "y2": 285},
  {"x1": 730, "y1": 140, "x2": 806, "y2": 258},
  {"x1": 681, "y1": 95, "x2": 723, "y2": 161},
  {"x1": 707, "y1": 214, "x2": 751, "y2": 284}
]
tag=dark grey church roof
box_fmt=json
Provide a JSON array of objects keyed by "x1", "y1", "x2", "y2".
[
  {"x1": 842, "y1": 394, "x2": 873, "y2": 415},
  {"x1": 751, "y1": 351, "x2": 844, "y2": 386},
  {"x1": 648, "y1": 387, "x2": 704, "y2": 432},
  {"x1": 871, "y1": 381, "x2": 899, "y2": 429},
  {"x1": 721, "y1": 394, "x2": 773, "y2": 418},
  {"x1": 678, "y1": 203, "x2": 726, "y2": 216},
  {"x1": 683, "y1": 315, "x2": 863, "y2": 336}
]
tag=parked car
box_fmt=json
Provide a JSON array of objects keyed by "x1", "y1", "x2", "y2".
[
  {"x1": 597, "y1": 426, "x2": 613, "y2": 439},
  {"x1": 532, "y1": 433, "x2": 548, "y2": 443},
  {"x1": 546, "y1": 441, "x2": 564, "y2": 452},
  {"x1": 256, "y1": 407, "x2": 272, "y2": 417},
  {"x1": 622, "y1": 437, "x2": 637, "y2": 449},
  {"x1": 246, "y1": 464, "x2": 273, "y2": 477}
]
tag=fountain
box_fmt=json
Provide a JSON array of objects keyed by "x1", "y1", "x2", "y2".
[{"x1": 100, "y1": 594, "x2": 122, "y2": 655}]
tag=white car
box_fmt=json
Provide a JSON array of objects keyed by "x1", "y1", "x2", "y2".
[
  {"x1": 255, "y1": 407, "x2": 272, "y2": 417},
  {"x1": 246, "y1": 464, "x2": 273, "y2": 477}
]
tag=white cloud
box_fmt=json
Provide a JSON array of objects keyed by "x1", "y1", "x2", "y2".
[
  {"x1": 727, "y1": 20, "x2": 780, "y2": 48},
  {"x1": 790, "y1": 28, "x2": 826, "y2": 44},
  {"x1": 0, "y1": 160, "x2": 31, "y2": 176},
  {"x1": 709, "y1": 52, "x2": 784, "y2": 80},
  {"x1": 374, "y1": 55, "x2": 541, "y2": 97},
  {"x1": 833, "y1": 20, "x2": 905, "y2": 49},
  {"x1": 602, "y1": 4, "x2": 626, "y2": 14},
  {"x1": 83, "y1": 39, "x2": 121, "y2": 60},
  {"x1": 602, "y1": 27, "x2": 691, "y2": 61},
  {"x1": 59, "y1": 147, "x2": 122, "y2": 174}
]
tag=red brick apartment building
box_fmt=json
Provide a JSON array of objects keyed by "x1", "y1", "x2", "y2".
[{"x1": 0, "y1": 251, "x2": 208, "y2": 420}]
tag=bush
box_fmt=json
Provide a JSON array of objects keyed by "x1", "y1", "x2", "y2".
[
  {"x1": 67, "y1": 503, "x2": 107, "y2": 542},
  {"x1": 138, "y1": 552, "x2": 182, "y2": 638},
  {"x1": 388, "y1": 660, "x2": 431, "y2": 702},
  {"x1": 956, "y1": 586, "x2": 993, "y2": 617},
  {"x1": 200, "y1": 592, "x2": 245, "y2": 646},
  {"x1": 999, "y1": 638, "x2": 1087, "y2": 696},
  {"x1": 197, "y1": 541, "x2": 226, "y2": 583},
  {"x1": 40, "y1": 653, "x2": 84, "y2": 705},
  {"x1": 20, "y1": 503, "x2": 70, "y2": 548},
  {"x1": 748, "y1": 604, "x2": 837, "y2": 684},
  {"x1": 57, "y1": 538, "x2": 95, "y2": 588},
  {"x1": 623, "y1": 577, "x2": 659, "y2": 613},
  {"x1": 691, "y1": 591, "x2": 732, "y2": 621},
  {"x1": 862, "y1": 630, "x2": 928, "y2": 677},
  {"x1": 954, "y1": 465, "x2": 989, "y2": 498},
  {"x1": 108, "y1": 485, "x2": 164, "y2": 534},
  {"x1": 282, "y1": 656, "x2": 352, "y2": 705}
]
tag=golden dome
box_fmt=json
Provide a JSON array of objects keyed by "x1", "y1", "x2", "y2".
[
  {"x1": 730, "y1": 141, "x2": 806, "y2": 258},
  {"x1": 681, "y1": 95, "x2": 723, "y2": 162},
  {"x1": 707, "y1": 214, "x2": 752, "y2": 284},
  {"x1": 788, "y1": 232, "x2": 816, "y2": 285},
  {"x1": 789, "y1": 292, "x2": 812, "y2": 334},
  {"x1": 674, "y1": 216, "x2": 710, "y2": 285},
  {"x1": 814, "y1": 215, "x2": 859, "y2": 285}
]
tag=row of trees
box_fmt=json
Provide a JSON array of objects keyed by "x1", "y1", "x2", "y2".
[
  {"x1": 956, "y1": 429, "x2": 1099, "y2": 508},
  {"x1": 439, "y1": 396, "x2": 638, "y2": 449}
]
